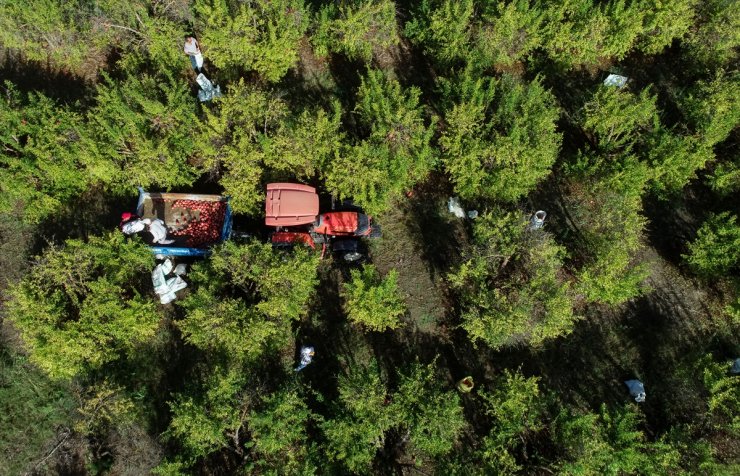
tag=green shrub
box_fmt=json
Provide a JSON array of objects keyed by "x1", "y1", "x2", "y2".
[
  {"x1": 479, "y1": 370, "x2": 545, "y2": 474},
  {"x1": 404, "y1": 0, "x2": 473, "y2": 67},
  {"x1": 177, "y1": 240, "x2": 320, "y2": 361},
  {"x1": 6, "y1": 233, "x2": 160, "y2": 380},
  {"x1": 440, "y1": 72, "x2": 561, "y2": 202},
  {"x1": 0, "y1": 350, "x2": 74, "y2": 475},
  {"x1": 474, "y1": 0, "x2": 547, "y2": 69},
  {"x1": 343, "y1": 265, "x2": 406, "y2": 332},
  {"x1": 315, "y1": 0, "x2": 398, "y2": 62},
  {"x1": 450, "y1": 210, "x2": 577, "y2": 349},
  {"x1": 247, "y1": 388, "x2": 316, "y2": 472},
  {"x1": 84, "y1": 73, "x2": 201, "y2": 193},
  {"x1": 684, "y1": 212, "x2": 740, "y2": 279},
  {"x1": 194, "y1": 0, "x2": 308, "y2": 81},
  {"x1": 168, "y1": 364, "x2": 246, "y2": 458},
  {"x1": 326, "y1": 69, "x2": 436, "y2": 215},
  {"x1": 0, "y1": 84, "x2": 91, "y2": 223}
]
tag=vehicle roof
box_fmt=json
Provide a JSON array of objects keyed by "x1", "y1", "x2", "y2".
[{"x1": 265, "y1": 183, "x2": 319, "y2": 226}]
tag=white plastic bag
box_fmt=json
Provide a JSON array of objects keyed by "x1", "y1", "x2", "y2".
[
  {"x1": 174, "y1": 264, "x2": 187, "y2": 276},
  {"x1": 447, "y1": 197, "x2": 466, "y2": 218},
  {"x1": 151, "y1": 264, "x2": 169, "y2": 295}
]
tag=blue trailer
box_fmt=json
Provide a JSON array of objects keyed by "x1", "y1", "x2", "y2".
[{"x1": 136, "y1": 187, "x2": 232, "y2": 257}]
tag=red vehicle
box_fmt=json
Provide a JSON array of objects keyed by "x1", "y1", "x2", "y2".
[{"x1": 264, "y1": 183, "x2": 380, "y2": 261}]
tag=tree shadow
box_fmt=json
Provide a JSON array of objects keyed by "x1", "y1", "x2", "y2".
[
  {"x1": 30, "y1": 187, "x2": 138, "y2": 255},
  {"x1": 641, "y1": 178, "x2": 738, "y2": 266},
  {"x1": 0, "y1": 51, "x2": 96, "y2": 105},
  {"x1": 401, "y1": 173, "x2": 466, "y2": 282}
]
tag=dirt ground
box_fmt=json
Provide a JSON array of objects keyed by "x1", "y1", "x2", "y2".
[{"x1": 368, "y1": 179, "x2": 738, "y2": 447}]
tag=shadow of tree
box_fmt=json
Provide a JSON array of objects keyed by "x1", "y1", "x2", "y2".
[{"x1": 0, "y1": 51, "x2": 96, "y2": 105}]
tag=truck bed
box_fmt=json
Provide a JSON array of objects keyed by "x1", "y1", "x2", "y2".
[{"x1": 136, "y1": 188, "x2": 232, "y2": 256}]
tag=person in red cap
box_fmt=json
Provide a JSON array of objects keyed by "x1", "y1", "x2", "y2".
[{"x1": 120, "y1": 212, "x2": 146, "y2": 235}]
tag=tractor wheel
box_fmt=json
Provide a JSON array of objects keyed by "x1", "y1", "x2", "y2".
[{"x1": 369, "y1": 224, "x2": 382, "y2": 238}]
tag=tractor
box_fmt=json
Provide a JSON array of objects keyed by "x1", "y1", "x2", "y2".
[{"x1": 264, "y1": 183, "x2": 381, "y2": 262}]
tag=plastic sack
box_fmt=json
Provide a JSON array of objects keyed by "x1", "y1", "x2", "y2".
[
  {"x1": 152, "y1": 260, "x2": 188, "y2": 303},
  {"x1": 529, "y1": 210, "x2": 547, "y2": 230},
  {"x1": 604, "y1": 74, "x2": 628, "y2": 88},
  {"x1": 624, "y1": 379, "x2": 646, "y2": 403},
  {"x1": 151, "y1": 263, "x2": 169, "y2": 295},
  {"x1": 447, "y1": 197, "x2": 466, "y2": 218}
]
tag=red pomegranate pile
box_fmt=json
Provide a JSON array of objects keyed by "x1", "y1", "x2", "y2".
[{"x1": 169, "y1": 199, "x2": 227, "y2": 247}]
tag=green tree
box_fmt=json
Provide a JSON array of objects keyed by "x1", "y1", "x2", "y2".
[
  {"x1": 478, "y1": 370, "x2": 546, "y2": 474},
  {"x1": 636, "y1": 0, "x2": 697, "y2": 55},
  {"x1": 314, "y1": 0, "x2": 398, "y2": 62},
  {"x1": 555, "y1": 404, "x2": 681, "y2": 476},
  {"x1": 247, "y1": 388, "x2": 317, "y2": 473},
  {"x1": 680, "y1": 72, "x2": 740, "y2": 148},
  {"x1": 0, "y1": 0, "x2": 96, "y2": 72},
  {"x1": 683, "y1": 212, "x2": 740, "y2": 279},
  {"x1": 177, "y1": 240, "x2": 320, "y2": 360},
  {"x1": 211, "y1": 241, "x2": 320, "y2": 321},
  {"x1": 440, "y1": 72, "x2": 561, "y2": 202},
  {"x1": 83, "y1": 73, "x2": 201, "y2": 192},
  {"x1": 167, "y1": 364, "x2": 246, "y2": 459},
  {"x1": 698, "y1": 354, "x2": 740, "y2": 437},
  {"x1": 326, "y1": 69, "x2": 436, "y2": 215},
  {"x1": 449, "y1": 210, "x2": 577, "y2": 349},
  {"x1": 342, "y1": 264, "x2": 406, "y2": 332},
  {"x1": 684, "y1": 0, "x2": 740, "y2": 68},
  {"x1": 6, "y1": 233, "x2": 160, "y2": 380},
  {"x1": 392, "y1": 361, "x2": 466, "y2": 461},
  {"x1": 563, "y1": 86, "x2": 657, "y2": 304},
  {"x1": 580, "y1": 86, "x2": 659, "y2": 152},
  {"x1": 708, "y1": 159, "x2": 740, "y2": 196},
  {"x1": 194, "y1": 81, "x2": 342, "y2": 214},
  {"x1": 114, "y1": 12, "x2": 190, "y2": 76},
  {"x1": 566, "y1": 153, "x2": 650, "y2": 304},
  {"x1": 646, "y1": 129, "x2": 714, "y2": 195},
  {"x1": 404, "y1": 0, "x2": 473, "y2": 67},
  {"x1": 0, "y1": 83, "x2": 91, "y2": 223},
  {"x1": 262, "y1": 101, "x2": 344, "y2": 179},
  {"x1": 0, "y1": 349, "x2": 75, "y2": 475},
  {"x1": 0, "y1": 1, "x2": 194, "y2": 76},
  {"x1": 322, "y1": 359, "x2": 464, "y2": 471},
  {"x1": 194, "y1": 80, "x2": 287, "y2": 214},
  {"x1": 543, "y1": 0, "x2": 644, "y2": 69},
  {"x1": 194, "y1": 0, "x2": 308, "y2": 81},
  {"x1": 321, "y1": 361, "x2": 395, "y2": 472},
  {"x1": 474, "y1": 0, "x2": 547, "y2": 70}
]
